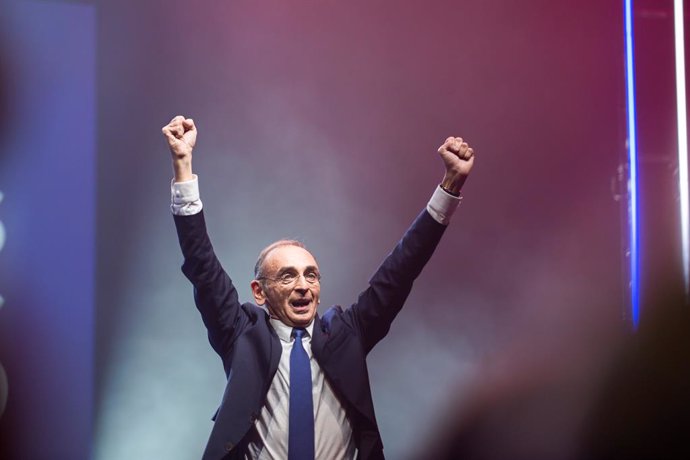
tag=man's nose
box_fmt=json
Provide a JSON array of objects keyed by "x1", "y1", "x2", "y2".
[{"x1": 294, "y1": 275, "x2": 309, "y2": 290}]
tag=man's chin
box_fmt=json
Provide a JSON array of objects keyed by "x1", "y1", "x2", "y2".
[{"x1": 287, "y1": 310, "x2": 315, "y2": 327}]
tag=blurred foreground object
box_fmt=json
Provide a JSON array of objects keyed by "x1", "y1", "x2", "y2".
[
  {"x1": 579, "y1": 286, "x2": 690, "y2": 460},
  {"x1": 416, "y1": 286, "x2": 690, "y2": 460}
]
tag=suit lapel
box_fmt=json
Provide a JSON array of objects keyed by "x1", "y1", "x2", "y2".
[
  {"x1": 266, "y1": 315, "x2": 282, "y2": 385},
  {"x1": 311, "y1": 315, "x2": 327, "y2": 355}
]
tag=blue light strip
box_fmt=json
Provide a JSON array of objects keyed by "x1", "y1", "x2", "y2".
[{"x1": 624, "y1": 0, "x2": 640, "y2": 328}]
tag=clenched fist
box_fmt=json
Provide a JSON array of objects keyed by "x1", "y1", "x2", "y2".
[
  {"x1": 438, "y1": 136, "x2": 475, "y2": 195},
  {"x1": 162, "y1": 115, "x2": 197, "y2": 182}
]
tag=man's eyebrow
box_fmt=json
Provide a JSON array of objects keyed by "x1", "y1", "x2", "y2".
[
  {"x1": 276, "y1": 265, "x2": 319, "y2": 276},
  {"x1": 276, "y1": 267, "x2": 298, "y2": 276}
]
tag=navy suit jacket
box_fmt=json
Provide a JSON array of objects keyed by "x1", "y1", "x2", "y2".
[{"x1": 174, "y1": 208, "x2": 447, "y2": 460}]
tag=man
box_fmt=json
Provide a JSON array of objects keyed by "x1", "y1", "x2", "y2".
[{"x1": 162, "y1": 115, "x2": 475, "y2": 460}]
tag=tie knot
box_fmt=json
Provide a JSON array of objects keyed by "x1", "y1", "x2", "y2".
[{"x1": 292, "y1": 328, "x2": 306, "y2": 340}]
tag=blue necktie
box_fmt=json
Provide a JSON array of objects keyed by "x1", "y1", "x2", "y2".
[{"x1": 289, "y1": 328, "x2": 315, "y2": 460}]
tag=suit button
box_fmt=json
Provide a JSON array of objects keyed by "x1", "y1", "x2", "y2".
[
  {"x1": 249, "y1": 412, "x2": 258, "y2": 424},
  {"x1": 224, "y1": 442, "x2": 234, "y2": 452}
]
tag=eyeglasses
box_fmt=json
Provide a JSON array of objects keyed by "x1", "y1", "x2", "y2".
[{"x1": 258, "y1": 271, "x2": 321, "y2": 286}]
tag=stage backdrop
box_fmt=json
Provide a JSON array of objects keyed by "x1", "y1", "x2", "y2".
[
  {"x1": 93, "y1": 1, "x2": 625, "y2": 459},
  {"x1": 0, "y1": 1, "x2": 629, "y2": 459}
]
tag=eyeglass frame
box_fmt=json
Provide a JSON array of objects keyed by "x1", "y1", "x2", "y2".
[{"x1": 256, "y1": 270, "x2": 322, "y2": 286}]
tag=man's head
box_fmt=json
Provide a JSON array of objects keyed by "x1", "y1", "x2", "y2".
[{"x1": 251, "y1": 240, "x2": 321, "y2": 327}]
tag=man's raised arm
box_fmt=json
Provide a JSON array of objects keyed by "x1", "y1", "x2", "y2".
[
  {"x1": 349, "y1": 136, "x2": 475, "y2": 352},
  {"x1": 162, "y1": 116, "x2": 244, "y2": 362}
]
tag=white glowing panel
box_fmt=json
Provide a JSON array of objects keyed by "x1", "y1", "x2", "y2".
[{"x1": 674, "y1": 0, "x2": 689, "y2": 295}]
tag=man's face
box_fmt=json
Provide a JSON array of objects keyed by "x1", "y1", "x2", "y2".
[{"x1": 251, "y1": 245, "x2": 321, "y2": 327}]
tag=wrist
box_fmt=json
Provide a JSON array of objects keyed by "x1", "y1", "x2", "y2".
[
  {"x1": 440, "y1": 173, "x2": 465, "y2": 196},
  {"x1": 173, "y1": 158, "x2": 193, "y2": 182}
]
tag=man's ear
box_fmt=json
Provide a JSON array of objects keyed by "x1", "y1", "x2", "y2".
[{"x1": 250, "y1": 280, "x2": 267, "y2": 306}]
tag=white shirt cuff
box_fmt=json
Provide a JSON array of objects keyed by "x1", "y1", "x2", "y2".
[
  {"x1": 426, "y1": 185, "x2": 462, "y2": 225},
  {"x1": 170, "y1": 175, "x2": 203, "y2": 216}
]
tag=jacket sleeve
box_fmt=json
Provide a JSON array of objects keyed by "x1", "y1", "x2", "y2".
[
  {"x1": 174, "y1": 211, "x2": 247, "y2": 360},
  {"x1": 347, "y1": 209, "x2": 447, "y2": 353}
]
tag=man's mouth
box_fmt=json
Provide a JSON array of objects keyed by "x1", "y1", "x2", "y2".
[{"x1": 290, "y1": 298, "x2": 311, "y2": 310}]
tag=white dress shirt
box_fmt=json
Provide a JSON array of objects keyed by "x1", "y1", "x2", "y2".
[
  {"x1": 242, "y1": 319, "x2": 356, "y2": 460},
  {"x1": 170, "y1": 175, "x2": 461, "y2": 459}
]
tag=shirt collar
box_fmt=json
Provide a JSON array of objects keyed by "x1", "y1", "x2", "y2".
[{"x1": 269, "y1": 317, "x2": 314, "y2": 343}]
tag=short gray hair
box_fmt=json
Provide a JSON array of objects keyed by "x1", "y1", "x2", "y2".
[{"x1": 254, "y1": 239, "x2": 307, "y2": 279}]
